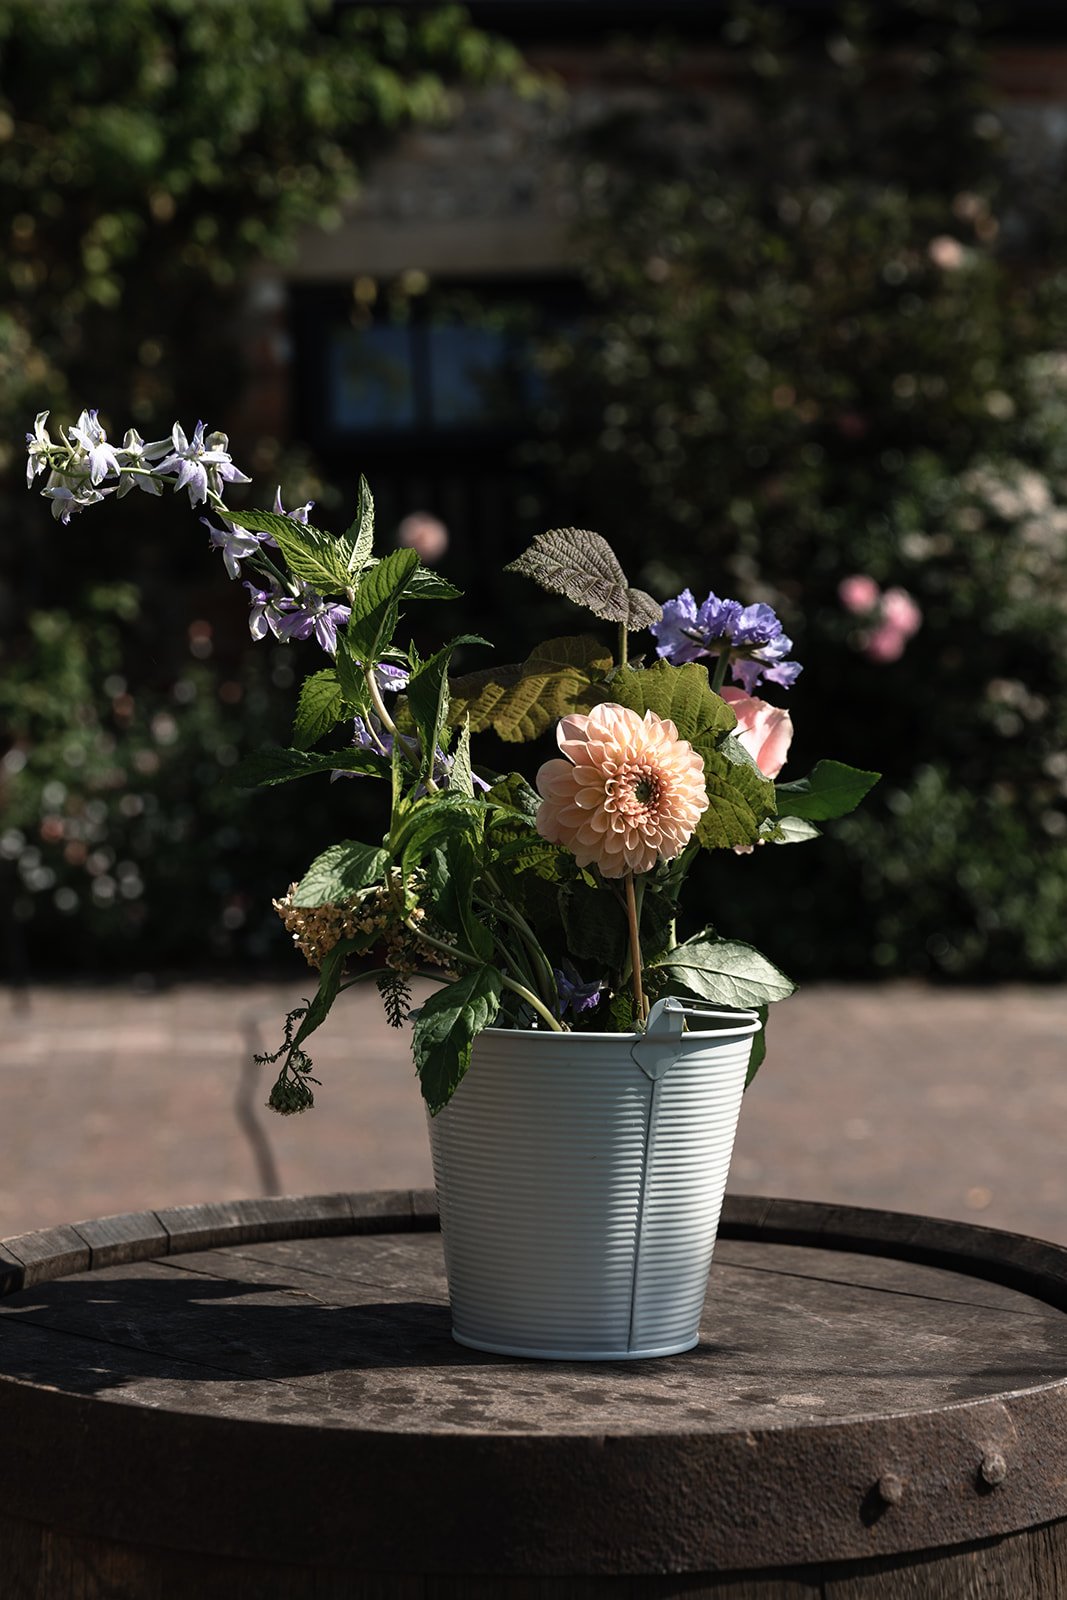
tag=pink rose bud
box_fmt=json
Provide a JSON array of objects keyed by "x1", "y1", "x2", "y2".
[
  {"x1": 864, "y1": 623, "x2": 907, "y2": 663},
  {"x1": 838, "y1": 574, "x2": 881, "y2": 615},
  {"x1": 881, "y1": 587, "x2": 922, "y2": 638},
  {"x1": 720, "y1": 687, "x2": 794, "y2": 779}
]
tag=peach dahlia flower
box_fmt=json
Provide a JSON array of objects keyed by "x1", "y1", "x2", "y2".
[{"x1": 535, "y1": 704, "x2": 708, "y2": 878}]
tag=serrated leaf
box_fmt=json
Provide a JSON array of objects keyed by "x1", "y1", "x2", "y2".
[
  {"x1": 292, "y1": 669, "x2": 345, "y2": 750},
  {"x1": 391, "y1": 793, "x2": 486, "y2": 871},
  {"x1": 292, "y1": 842, "x2": 389, "y2": 907},
  {"x1": 346, "y1": 546, "x2": 419, "y2": 661},
  {"x1": 425, "y1": 832, "x2": 494, "y2": 961},
  {"x1": 486, "y1": 772, "x2": 542, "y2": 819},
  {"x1": 561, "y1": 879, "x2": 627, "y2": 967},
  {"x1": 451, "y1": 718, "x2": 474, "y2": 798},
  {"x1": 775, "y1": 760, "x2": 881, "y2": 821},
  {"x1": 609, "y1": 660, "x2": 737, "y2": 744},
  {"x1": 406, "y1": 634, "x2": 488, "y2": 779},
  {"x1": 225, "y1": 508, "x2": 349, "y2": 593},
  {"x1": 412, "y1": 965, "x2": 503, "y2": 1113},
  {"x1": 447, "y1": 635, "x2": 613, "y2": 743},
  {"x1": 230, "y1": 745, "x2": 389, "y2": 787},
  {"x1": 406, "y1": 567, "x2": 463, "y2": 600},
  {"x1": 650, "y1": 936, "x2": 796, "y2": 1009},
  {"x1": 337, "y1": 475, "x2": 375, "y2": 576},
  {"x1": 762, "y1": 815, "x2": 822, "y2": 844},
  {"x1": 505, "y1": 528, "x2": 662, "y2": 631},
  {"x1": 746, "y1": 1004, "x2": 769, "y2": 1087},
  {"x1": 696, "y1": 751, "x2": 772, "y2": 849}
]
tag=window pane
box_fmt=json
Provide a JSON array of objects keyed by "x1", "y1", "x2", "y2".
[{"x1": 328, "y1": 325, "x2": 417, "y2": 432}]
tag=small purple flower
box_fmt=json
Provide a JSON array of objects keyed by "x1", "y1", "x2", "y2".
[
  {"x1": 115, "y1": 428, "x2": 167, "y2": 498},
  {"x1": 243, "y1": 579, "x2": 284, "y2": 642},
  {"x1": 25, "y1": 411, "x2": 53, "y2": 487},
  {"x1": 154, "y1": 421, "x2": 251, "y2": 507},
  {"x1": 272, "y1": 485, "x2": 314, "y2": 528},
  {"x1": 42, "y1": 470, "x2": 109, "y2": 522},
  {"x1": 272, "y1": 583, "x2": 352, "y2": 655},
  {"x1": 651, "y1": 587, "x2": 802, "y2": 692},
  {"x1": 204, "y1": 517, "x2": 268, "y2": 580},
  {"x1": 68, "y1": 409, "x2": 122, "y2": 486},
  {"x1": 373, "y1": 661, "x2": 410, "y2": 695},
  {"x1": 553, "y1": 963, "x2": 605, "y2": 1019}
]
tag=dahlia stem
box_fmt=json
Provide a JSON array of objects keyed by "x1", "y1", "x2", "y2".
[{"x1": 625, "y1": 871, "x2": 648, "y2": 1025}]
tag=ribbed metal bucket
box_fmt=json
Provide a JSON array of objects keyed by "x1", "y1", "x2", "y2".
[{"x1": 427, "y1": 998, "x2": 761, "y2": 1360}]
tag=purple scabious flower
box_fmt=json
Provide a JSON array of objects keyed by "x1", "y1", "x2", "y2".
[
  {"x1": 650, "y1": 587, "x2": 802, "y2": 692},
  {"x1": 272, "y1": 583, "x2": 352, "y2": 655},
  {"x1": 553, "y1": 964, "x2": 605, "y2": 1019}
]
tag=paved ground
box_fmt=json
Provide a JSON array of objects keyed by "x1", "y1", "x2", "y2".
[{"x1": 2, "y1": 979, "x2": 1065, "y2": 1246}]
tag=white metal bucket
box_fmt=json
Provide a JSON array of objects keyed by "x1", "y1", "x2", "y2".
[{"x1": 427, "y1": 997, "x2": 761, "y2": 1361}]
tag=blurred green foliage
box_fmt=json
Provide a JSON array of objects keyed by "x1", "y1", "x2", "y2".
[
  {"x1": 0, "y1": 0, "x2": 526, "y2": 973},
  {"x1": 537, "y1": 0, "x2": 1067, "y2": 980}
]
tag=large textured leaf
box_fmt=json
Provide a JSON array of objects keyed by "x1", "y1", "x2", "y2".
[
  {"x1": 746, "y1": 1004, "x2": 770, "y2": 1087},
  {"x1": 447, "y1": 635, "x2": 613, "y2": 743},
  {"x1": 345, "y1": 546, "x2": 419, "y2": 661},
  {"x1": 775, "y1": 760, "x2": 881, "y2": 821},
  {"x1": 225, "y1": 508, "x2": 349, "y2": 593},
  {"x1": 650, "y1": 936, "x2": 796, "y2": 1009},
  {"x1": 230, "y1": 745, "x2": 389, "y2": 787},
  {"x1": 505, "y1": 528, "x2": 662, "y2": 630},
  {"x1": 609, "y1": 660, "x2": 737, "y2": 744},
  {"x1": 412, "y1": 965, "x2": 503, "y2": 1113},
  {"x1": 560, "y1": 880, "x2": 628, "y2": 967},
  {"x1": 291, "y1": 669, "x2": 345, "y2": 751},
  {"x1": 292, "y1": 842, "x2": 389, "y2": 907}
]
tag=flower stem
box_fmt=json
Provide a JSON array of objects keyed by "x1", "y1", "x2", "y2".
[
  {"x1": 624, "y1": 871, "x2": 648, "y2": 1025},
  {"x1": 710, "y1": 650, "x2": 732, "y2": 693},
  {"x1": 619, "y1": 621, "x2": 628, "y2": 668},
  {"x1": 403, "y1": 918, "x2": 565, "y2": 1032}
]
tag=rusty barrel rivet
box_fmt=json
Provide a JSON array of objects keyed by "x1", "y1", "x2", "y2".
[
  {"x1": 877, "y1": 1473, "x2": 906, "y2": 1506},
  {"x1": 979, "y1": 1450, "x2": 1008, "y2": 1487}
]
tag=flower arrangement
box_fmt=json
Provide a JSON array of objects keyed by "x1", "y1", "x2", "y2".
[{"x1": 26, "y1": 409, "x2": 878, "y2": 1113}]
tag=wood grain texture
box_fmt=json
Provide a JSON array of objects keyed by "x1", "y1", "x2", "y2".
[
  {"x1": 4, "y1": 1194, "x2": 1067, "y2": 1591},
  {"x1": 70, "y1": 1209, "x2": 169, "y2": 1269},
  {"x1": 0, "y1": 1224, "x2": 89, "y2": 1285}
]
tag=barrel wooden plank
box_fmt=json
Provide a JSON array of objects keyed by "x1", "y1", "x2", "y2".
[
  {"x1": 4, "y1": 1192, "x2": 1067, "y2": 1594},
  {"x1": 0, "y1": 1242, "x2": 23, "y2": 1294},
  {"x1": 0, "y1": 1224, "x2": 89, "y2": 1286},
  {"x1": 70, "y1": 1209, "x2": 169, "y2": 1269}
]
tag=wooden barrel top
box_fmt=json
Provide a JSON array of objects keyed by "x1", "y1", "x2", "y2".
[{"x1": 3, "y1": 1190, "x2": 1067, "y2": 1577}]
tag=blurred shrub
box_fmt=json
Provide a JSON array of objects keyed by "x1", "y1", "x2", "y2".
[
  {"x1": 538, "y1": 0, "x2": 1067, "y2": 979},
  {"x1": 0, "y1": 586, "x2": 388, "y2": 973}
]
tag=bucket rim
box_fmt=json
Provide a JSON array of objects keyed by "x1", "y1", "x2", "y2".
[{"x1": 477, "y1": 1009, "x2": 762, "y2": 1046}]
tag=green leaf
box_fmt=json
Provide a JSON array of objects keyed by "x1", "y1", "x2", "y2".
[
  {"x1": 425, "y1": 833, "x2": 494, "y2": 961},
  {"x1": 225, "y1": 508, "x2": 349, "y2": 593},
  {"x1": 291, "y1": 668, "x2": 345, "y2": 750},
  {"x1": 486, "y1": 772, "x2": 542, "y2": 819},
  {"x1": 451, "y1": 717, "x2": 474, "y2": 798},
  {"x1": 412, "y1": 965, "x2": 503, "y2": 1113},
  {"x1": 291, "y1": 939, "x2": 354, "y2": 1050},
  {"x1": 650, "y1": 935, "x2": 796, "y2": 1009},
  {"x1": 292, "y1": 841, "x2": 389, "y2": 907},
  {"x1": 230, "y1": 745, "x2": 389, "y2": 787},
  {"x1": 406, "y1": 634, "x2": 488, "y2": 778},
  {"x1": 505, "y1": 528, "x2": 662, "y2": 630},
  {"x1": 345, "y1": 546, "x2": 419, "y2": 661},
  {"x1": 561, "y1": 879, "x2": 627, "y2": 967},
  {"x1": 762, "y1": 815, "x2": 822, "y2": 845},
  {"x1": 337, "y1": 475, "x2": 375, "y2": 576},
  {"x1": 406, "y1": 567, "x2": 462, "y2": 601},
  {"x1": 391, "y1": 793, "x2": 485, "y2": 871},
  {"x1": 775, "y1": 760, "x2": 881, "y2": 821},
  {"x1": 447, "y1": 635, "x2": 613, "y2": 743},
  {"x1": 697, "y1": 747, "x2": 776, "y2": 849},
  {"x1": 746, "y1": 1004, "x2": 769, "y2": 1088},
  {"x1": 609, "y1": 660, "x2": 737, "y2": 743}
]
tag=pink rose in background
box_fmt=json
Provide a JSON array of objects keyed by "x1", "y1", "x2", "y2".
[
  {"x1": 397, "y1": 510, "x2": 449, "y2": 563},
  {"x1": 838, "y1": 574, "x2": 880, "y2": 615},
  {"x1": 881, "y1": 587, "x2": 922, "y2": 638},
  {"x1": 838, "y1": 575, "x2": 922, "y2": 663},
  {"x1": 720, "y1": 686, "x2": 794, "y2": 779}
]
